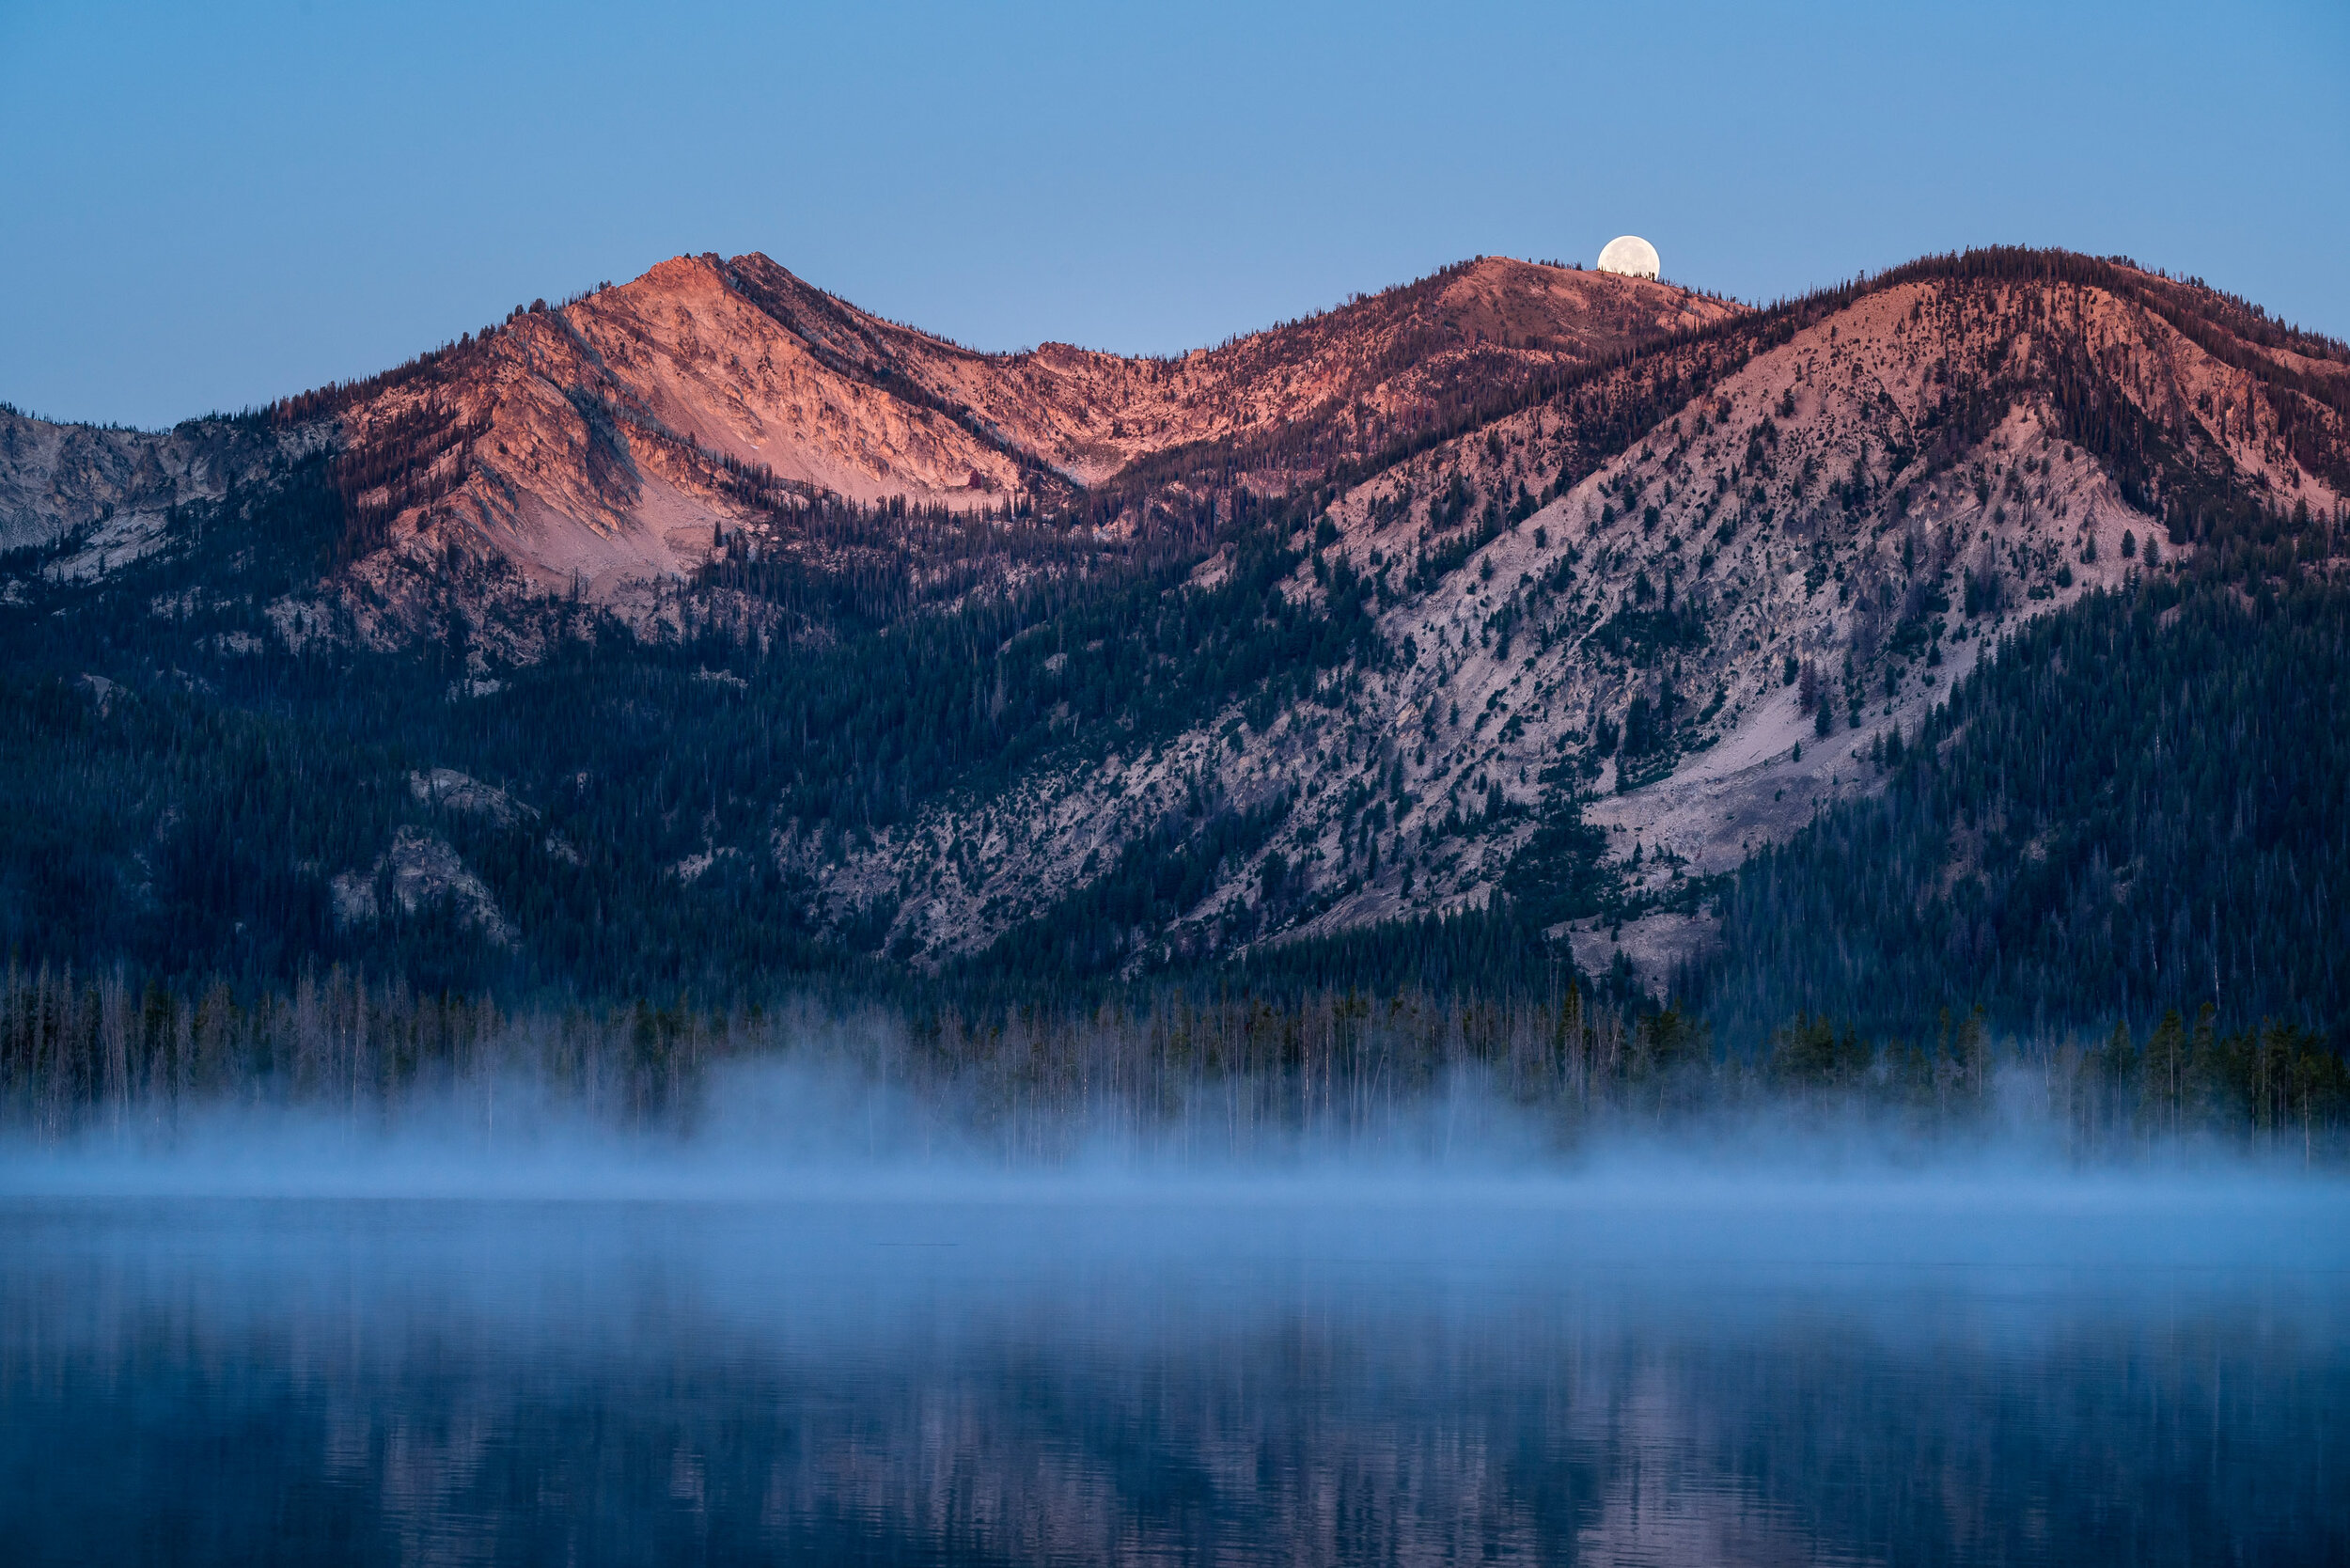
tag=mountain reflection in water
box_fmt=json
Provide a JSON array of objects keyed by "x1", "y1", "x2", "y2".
[{"x1": 3, "y1": 1186, "x2": 2344, "y2": 1566}]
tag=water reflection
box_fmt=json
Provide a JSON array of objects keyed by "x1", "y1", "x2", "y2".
[{"x1": 3, "y1": 1192, "x2": 2344, "y2": 1566}]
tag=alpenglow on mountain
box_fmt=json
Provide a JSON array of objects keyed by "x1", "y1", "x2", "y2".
[{"x1": 3, "y1": 246, "x2": 2347, "y2": 1036}]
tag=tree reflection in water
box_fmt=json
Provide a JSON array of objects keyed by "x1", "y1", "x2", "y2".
[{"x1": 2, "y1": 1192, "x2": 2343, "y2": 1567}]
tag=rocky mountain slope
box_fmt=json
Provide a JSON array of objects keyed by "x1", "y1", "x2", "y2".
[
  {"x1": 2, "y1": 247, "x2": 2344, "y2": 1006},
  {"x1": 0, "y1": 253, "x2": 1728, "y2": 650},
  {"x1": 793, "y1": 257, "x2": 2350, "y2": 980},
  {"x1": 0, "y1": 409, "x2": 323, "y2": 579}
]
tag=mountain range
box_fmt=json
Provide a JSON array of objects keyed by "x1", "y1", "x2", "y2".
[{"x1": 4, "y1": 244, "x2": 2346, "y2": 1040}]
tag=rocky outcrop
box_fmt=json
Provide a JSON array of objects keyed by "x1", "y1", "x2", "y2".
[
  {"x1": 330, "y1": 825, "x2": 514, "y2": 945},
  {"x1": 408, "y1": 768, "x2": 534, "y2": 827},
  {"x1": 0, "y1": 409, "x2": 320, "y2": 568}
]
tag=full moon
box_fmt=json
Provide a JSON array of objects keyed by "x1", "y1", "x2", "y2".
[{"x1": 1596, "y1": 235, "x2": 1661, "y2": 280}]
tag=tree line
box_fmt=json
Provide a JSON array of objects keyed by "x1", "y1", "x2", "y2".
[{"x1": 4, "y1": 961, "x2": 2342, "y2": 1164}]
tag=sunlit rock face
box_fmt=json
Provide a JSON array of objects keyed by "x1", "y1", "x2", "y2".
[
  {"x1": 1597, "y1": 235, "x2": 1661, "y2": 279},
  {"x1": 263, "y1": 251, "x2": 1735, "y2": 648}
]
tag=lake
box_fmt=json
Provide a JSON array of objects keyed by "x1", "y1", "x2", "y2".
[{"x1": 3, "y1": 1175, "x2": 2345, "y2": 1565}]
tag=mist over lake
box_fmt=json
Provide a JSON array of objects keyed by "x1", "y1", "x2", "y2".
[{"x1": 6, "y1": 1112, "x2": 2346, "y2": 1567}]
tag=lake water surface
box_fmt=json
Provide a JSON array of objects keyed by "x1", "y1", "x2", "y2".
[{"x1": 4, "y1": 1177, "x2": 2345, "y2": 1565}]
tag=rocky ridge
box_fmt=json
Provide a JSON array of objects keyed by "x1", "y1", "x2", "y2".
[
  {"x1": 246, "y1": 252, "x2": 1732, "y2": 651},
  {"x1": 791, "y1": 266, "x2": 2350, "y2": 979}
]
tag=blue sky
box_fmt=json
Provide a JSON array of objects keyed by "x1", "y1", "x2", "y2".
[{"x1": 4, "y1": 0, "x2": 2344, "y2": 428}]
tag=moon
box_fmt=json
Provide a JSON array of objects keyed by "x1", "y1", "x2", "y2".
[{"x1": 1596, "y1": 235, "x2": 1661, "y2": 280}]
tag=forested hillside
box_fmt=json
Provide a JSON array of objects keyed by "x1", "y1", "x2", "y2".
[
  {"x1": 0, "y1": 245, "x2": 2345, "y2": 1105},
  {"x1": 1700, "y1": 575, "x2": 2350, "y2": 1042}
]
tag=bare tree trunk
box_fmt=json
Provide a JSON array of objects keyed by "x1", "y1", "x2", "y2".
[{"x1": 101, "y1": 970, "x2": 131, "y2": 1137}]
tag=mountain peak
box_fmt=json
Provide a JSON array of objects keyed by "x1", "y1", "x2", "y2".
[{"x1": 244, "y1": 250, "x2": 1745, "y2": 640}]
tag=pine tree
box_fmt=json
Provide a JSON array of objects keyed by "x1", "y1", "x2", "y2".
[{"x1": 2143, "y1": 1008, "x2": 2187, "y2": 1138}]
